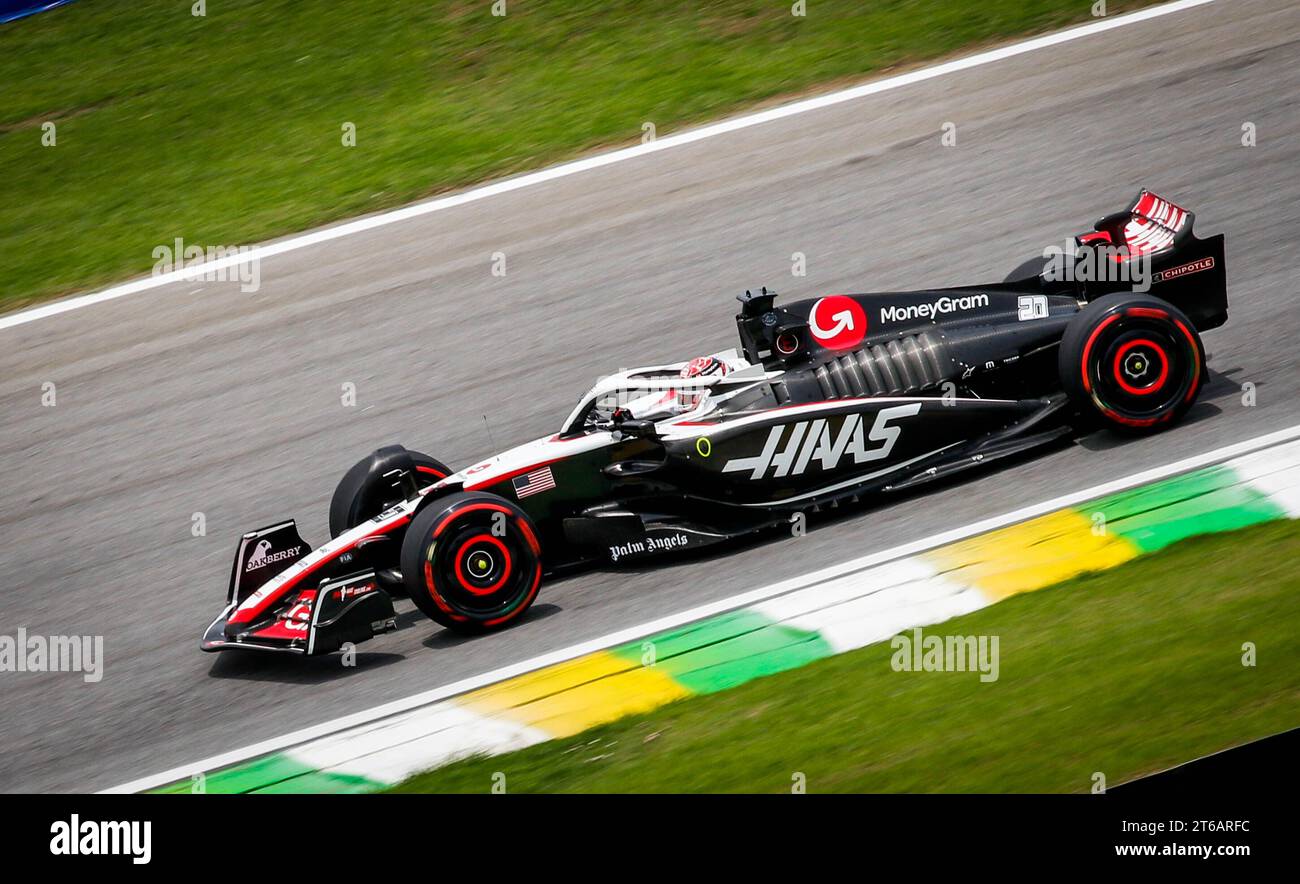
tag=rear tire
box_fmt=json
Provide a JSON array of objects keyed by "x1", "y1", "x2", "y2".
[
  {"x1": 329, "y1": 445, "x2": 451, "y2": 538},
  {"x1": 400, "y1": 492, "x2": 543, "y2": 635},
  {"x1": 1059, "y1": 293, "x2": 1205, "y2": 433}
]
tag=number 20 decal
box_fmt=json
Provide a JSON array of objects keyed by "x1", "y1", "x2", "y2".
[{"x1": 1018, "y1": 295, "x2": 1049, "y2": 321}]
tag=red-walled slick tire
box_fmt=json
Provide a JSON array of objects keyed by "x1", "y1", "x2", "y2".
[
  {"x1": 400, "y1": 492, "x2": 543, "y2": 634},
  {"x1": 1059, "y1": 293, "x2": 1205, "y2": 434}
]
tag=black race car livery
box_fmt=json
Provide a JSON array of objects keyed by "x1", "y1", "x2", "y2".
[{"x1": 202, "y1": 190, "x2": 1227, "y2": 654}]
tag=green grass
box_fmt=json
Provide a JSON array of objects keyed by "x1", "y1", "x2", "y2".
[
  {"x1": 0, "y1": 0, "x2": 1154, "y2": 310},
  {"x1": 392, "y1": 520, "x2": 1300, "y2": 792}
]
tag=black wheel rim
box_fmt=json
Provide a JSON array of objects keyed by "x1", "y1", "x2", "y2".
[
  {"x1": 424, "y1": 509, "x2": 537, "y2": 620},
  {"x1": 1086, "y1": 312, "x2": 1197, "y2": 425}
]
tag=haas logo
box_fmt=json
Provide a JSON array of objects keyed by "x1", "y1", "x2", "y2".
[
  {"x1": 722, "y1": 404, "x2": 920, "y2": 480},
  {"x1": 808, "y1": 295, "x2": 867, "y2": 350}
]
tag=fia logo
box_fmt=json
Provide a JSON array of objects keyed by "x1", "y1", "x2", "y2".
[{"x1": 722, "y1": 403, "x2": 921, "y2": 480}]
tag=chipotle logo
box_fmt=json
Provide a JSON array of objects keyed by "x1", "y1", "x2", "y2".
[{"x1": 1154, "y1": 256, "x2": 1215, "y2": 284}]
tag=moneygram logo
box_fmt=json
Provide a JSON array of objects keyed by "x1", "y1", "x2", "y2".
[
  {"x1": 809, "y1": 295, "x2": 867, "y2": 350},
  {"x1": 880, "y1": 293, "x2": 988, "y2": 323}
]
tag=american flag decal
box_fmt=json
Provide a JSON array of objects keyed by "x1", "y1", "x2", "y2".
[{"x1": 512, "y1": 466, "x2": 556, "y2": 499}]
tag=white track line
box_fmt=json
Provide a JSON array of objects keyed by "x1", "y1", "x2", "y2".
[
  {"x1": 105, "y1": 419, "x2": 1300, "y2": 794},
  {"x1": 3, "y1": 0, "x2": 1217, "y2": 334}
]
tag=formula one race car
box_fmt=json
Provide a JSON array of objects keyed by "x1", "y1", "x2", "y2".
[{"x1": 202, "y1": 189, "x2": 1226, "y2": 654}]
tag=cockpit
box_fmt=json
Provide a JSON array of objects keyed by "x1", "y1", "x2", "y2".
[{"x1": 560, "y1": 351, "x2": 752, "y2": 436}]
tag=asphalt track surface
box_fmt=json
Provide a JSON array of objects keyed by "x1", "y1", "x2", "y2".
[{"x1": 2, "y1": 0, "x2": 1298, "y2": 792}]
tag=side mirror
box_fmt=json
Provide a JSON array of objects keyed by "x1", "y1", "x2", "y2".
[
  {"x1": 381, "y1": 467, "x2": 419, "y2": 499},
  {"x1": 614, "y1": 418, "x2": 658, "y2": 439}
]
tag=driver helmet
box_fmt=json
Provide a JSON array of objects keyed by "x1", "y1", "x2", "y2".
[
  {"x1": 680, "y1": 355, "x2": 730, "y2": 379},
  {"x1": 623, "y1": 355, "x2": 735, "y2": 421}
]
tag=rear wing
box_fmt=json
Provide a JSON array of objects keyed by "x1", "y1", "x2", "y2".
[
  {"x1": 1077, "y1": 189, "x2": 1227, "y2": 331},
  {"x1": 1084, "y1": 190, "x2": 1192, "y2": 256}
]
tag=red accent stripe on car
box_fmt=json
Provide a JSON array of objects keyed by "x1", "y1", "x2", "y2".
[{"x1": 464, "y1": 458, "x2": 564, "y2": 491}]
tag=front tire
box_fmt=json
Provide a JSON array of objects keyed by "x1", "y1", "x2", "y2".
[
  {"x1": 400, "y1": 492, "x2": 543, "y2": 635},
  {"x1": 1059, "y1": 293, "x2": 1205, "y2": 433}
]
